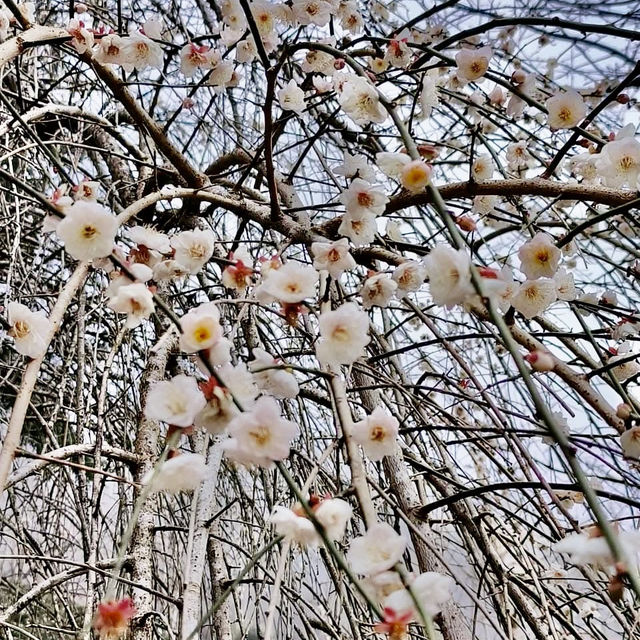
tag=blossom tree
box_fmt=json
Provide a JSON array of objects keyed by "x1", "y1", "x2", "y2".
[{"x1": 1, "y1": 1, "x2": 640, "y2": 639}]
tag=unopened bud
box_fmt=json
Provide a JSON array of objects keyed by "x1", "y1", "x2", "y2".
[
  {"x1": 333, "y1": 58, "x2": 346, "y2": 70},
  {"x1": 511, "y1": 69, "x2": 527, "y2": 85},
  {"x1": 608, "y1": 572, "x2": 625, "y2": 603},
  {"x1": 456, "y1": 215, "x2": 477, "y2": 232},
  {"x1": 75, "y1": 2, "x2": 88, "y2": 12},
  {"x1": 617, "y1": 403, "x2": 632, "y2": 420},
  {"x1": 525, "y1": 350, "x2": 555, "y2": 371},
  {"x1": 617, "y1": 93, "x2": 630, "y2": 105}
]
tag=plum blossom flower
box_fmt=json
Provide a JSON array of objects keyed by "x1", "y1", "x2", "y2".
[
  {"x1": 334, "y1": 152, "x2": 376, "y2": 182},
  {"x1": 270, "y1": 506, "x2": 320, "y2": 546},
  {"x1": 195, "y1": 365, "x2": 258, "y2": 434},
  {"x1": 143, "y1": 453, "x2": 208, "y2": 493},
  {"x1": 314, "y1": 498, "x2": 353, "y2": 540},
  {"x1": 171, "y1": 229, "x2": 215, "y2": 274},
  {"x1": 121, "y1": 33, "x2": 164, "y2": 70},
  {"x1": 546, "y1": 90, "x2": 586, "y2": 130},
  {"x1": 423, "y1": 245, "x2": 474, "y2": 308},
  {"x1": 370, "y1": 57, "x2": 389, "y2": 74},
  {"x1": 555, "y1": 527, "x2": 640, "y2": 569},
  {"x1": 261, "y1": 261, "x2": 319, "y2": 303},
  {"x1": 67, "y1": 19, "x2": 94, "y2": 53},
  {"x1": 400, "y1": 159, "x2": 431, "y2": 192},
  {"x1": 339, "y1": 178, "x2": 389, "y2": 216},
  {"x1": 222, "y1": 248, "x2": 254, "y2": 290},
  {"x1": 384, "y1": 38, "x2": 411, "y2": 68},
  {"x1": 144, "y1": 375, "x2": 207, "y2": 427},
  {"x1": 374, "y1": 607, "x2": 413, "y2": 639},
  {"x1": 511, "y1": 279, "x2": 557, "y2": 318},
  {"x1": 311, "y1": 238, "x2": 356, "y2": 278},
  {"x1": 205, "y1": 49, "x2": 235, "y2": 90},
  {"x1": 338, "y1": 75, "x2": 387, "y2": 125},
  {"x1": 73, "y1": 180, "x2": 100, "y2": 202},
  {"x1": 6, "y1": 302, "x2": 52, "y2": 359},
  {"x1": 107, "y1": 282, "x2": 155, "y2": 328},
  {"x1": 455, "y1": 46, "x2": 492, "y2": 83},
  {"x1": 338, "y1": 211, "x2": 377, "y2": 246},
  {"x1": 383, "y1": 572, "x2": 454, "y2": 618},
  {"x1": 620, "y1": 427, "x2": 640, "y2": 459},
  {"x1": 128, "y1": 225, "x2": 171, "y2": 254},
  {"x1": 392, "y1": 261, "x2": 427, "y2": 293},
  {"x1": 278, "y1": 79, "x2": 306, "y2": 113},
  {"x1": 506, "y1": 140, "x2": 531, "y2": 172},
  {"x1": 93, "y1": 34, "x2": 128, "y2": 66},
  {"x1": 179, "y1": 302, "x2": 223, "y2": 353},
  {"x1": 337, "y1": 1, "x2": 363, "y2": 33},
  {"x1": 316, "y1": 302, "x2": 371, "y2": 367},
  {"x1": 56, "y1": 201, "x2": 118, "y2": 261},
  {"x1": 292, "y1": 0, "x2": 332, "y2": 25},
  {"x1": 347, "y1": 522, "x2": 407, "y2": 576},
  {"x1": 352, "y1": 407, "x2": 399, "y2": 461},
  {"x1": 360, "y1": 273, "x2": 398, "y2": 309},
  {"x1": 596, "y1": 136, "x2": 640, "y2": 188},
  {"x1": 93, "y1": 598, "x2": 136, "y2": 639},
  {"x1": 376, "y1": 152, "x2": 411, "y2": 178},
  {"x1": 554, "y1": 268, "x2": 576, "y2": 301},
  {"x1": 471, "y1": 154, "x2": 494, "y2": 181},
  {"x1": 180, "y1": 42, "x2": 210, "y2": 76},
  {"x1": 223, "y1": 396, "x2": 299, "y2": 467},
  {"x1": 249, "y1": 348, "x2": 299, "y2": 399},
  {"x1": 609, "y1": 342, "x2": 640, "y2": 382},
  {"x1": 518, "y1": 232, "x2": 561, "y2": 279}
]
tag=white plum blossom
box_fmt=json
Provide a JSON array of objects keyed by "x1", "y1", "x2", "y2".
[
  {"x1": 56, "y1": 201, "x2": 118, "y2": 261},
  {"x1": 423, "y1": 245, "x2": 474, "y2": 308},
  {"x1": 121, "y1": 33, "x2": 164, "y2": 71},
  {"x1": 180, "y1": 42, "x2": 210, "y2": 77},
  {"x1": 339, "y1": 178, "x2": 389, "y2": 216},
  {"x1": 338, "y1": 211, "x2": 378, "y2": 246},
  {"x1": 223, "y1": 395, "x2": 299, "y2": 467},
  {"x1": 128, "y1": 225, "x2": 171, "y2": 254},
  {"x1": 352, "y1": 407, "x2": 399, "y2": 461},
  {"x1": 400, "y1": 159, "x2": 431, "y2": 192},
  {"x1": 93, "y1": 34, "x2": 128, "y2": 66},
  {"x1": 67, "y1": 19, "x2": 94, "y2": 54},
  {"x1": 292, "y1": 0, "x2": 332, "y2": 26},
  {"x1": 471, "y1": 155, "x2": 494, "y2": 181},
  {"x1": 334, "y1": 152, "x2": 376, "y2": 182},
  {"x1": 455, "y1": 46, "x2": 492, "y2": 83},
  {"x1": 596, "y1": 136, "x2": 640, "y2": 188},
  {"x1": 314, "y1": 498, "x2": 353, "y2": 540},
  {"x1": 179, "y1": 302, "x2": 223, "y2": 353},
  {"x1": 383, "y1": 572, "x2": 454, "y2": 618},
  {"x1": 506, "y1": 140, "x2": 531, "y2": 172},
  {"x1": 555, "y1": 528, "x2": 640, "y2": 569},
  {"x1": 419, "y1": 70, "x2": 440, "y2": 118},
  {"x1": 278, "y1": 79, "x2": 306, "y2": 113},
  {"x1": 107, "y1": 282, "x2": 155, "y2": 328},
  {"x1": 153, "y1": 259, "x2": 190, "y2": 281},
  {"x1": 337, "y1": 1, "x2": 363, "y2": 33},
  {"x1": 347, "y1": 522, "x2": 407, "y2": 576},
  {"x1": 171, "y1": 229, "x2": 215, "y2": 274},
  {"x1": 610, "y1": 342, "x2": 640, "y2": 382},
  {"x1": 384, "y1": 38, "x2": 412, "y2": 68},
  {"x1": 144, "y1": 375, "x2": 207, "y2": 427},
  {"x1": 511, "y1": 279, "x2": 557, "y2": 319},
  {"x1": 73, "y1": 180, "x2": 99, "y2": 201},
  {"x1": 248, "y1": 348, "x2": 299, "y2": 399},
  {"x1": 143, "y1": 453, "x2": 208, "y2": 493},
  {"x1": 376, "y1": 152, "x2": 411, "y2": 178},
  {"x1": 518, "y1": 232, "x2": 561, "y2": 279},
  {"x1": 206, "y1": 50, "x2": 235, "y2": 90},
  {"x1": 6, "y1": 302, "x2": 52, "y2": 359},
  {"x1": 620, "y1": 427, "x2": 640, "y2": 459},
  {"x1": 360, "y1": 273, "x2": 397, "y2": 309},
  {"x1": 554, "y1": 268, "x2": 576, "y2": 301},
  {"x1": 392, "y1": 261, "x2": 427, "y2": 293},
  {"x1": 338, "y1": 75, "x2": 387, "y2": 126},
  {"x1": 316, "y1": 302, "x2": 371, "y2": 367},
  {"x1": 301, "y1": 48, "x2": 335, "y2": 75},
  {"x1": 546, "y1": 90, "x2": 586, "y2": 130},
  {"x1": 311, "y1": 238, "x2": 356, "y2": 278},
  {"x1": 270, "y1": 506, "x2": 320, "y2": 546},
  {"x1": 195, "y1": 364, "x2": 258, "y2": 434},
  {"x1": 262, "y1": 261, "x2": 318, "y2": 303}
]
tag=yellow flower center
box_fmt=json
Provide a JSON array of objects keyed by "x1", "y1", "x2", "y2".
[
  {"x1": 81, "y1": 225, "x2": 98, "y2": 239},
  {"x1": 357, "y1": 192, "x2": 373, "y2": 207},
  {"x1": 12, "y1": 320, "x2": 30, "y2": 339},
  {"x1": 370, "y1": 425, "x2": 386, "y2": 441},
  {"x1": 249, "y1": 425, "x2": 270, "y2": 446},
  {"x1": 558, "y1": 107, "x2": 572, "y2": 122}
]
